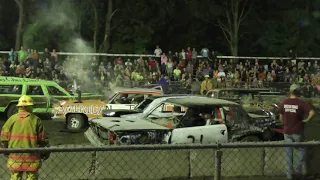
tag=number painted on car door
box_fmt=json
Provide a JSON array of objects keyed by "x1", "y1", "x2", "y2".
[{"x1": 170, "y1": 124, "x2": 228, "y2": 144}]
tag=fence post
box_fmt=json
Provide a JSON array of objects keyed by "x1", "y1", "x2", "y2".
[{"x1": 214, "y1": 144, "x2": 222, "y2": 180}]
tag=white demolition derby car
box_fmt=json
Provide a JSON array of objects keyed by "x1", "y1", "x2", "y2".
[{"x1": 84, "y1": 97, "x2": 279, "y2": 146}]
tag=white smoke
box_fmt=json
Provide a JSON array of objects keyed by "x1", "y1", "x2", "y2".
[{"x1": 24, "y1": 0, "x2": 100, "y2": 93}]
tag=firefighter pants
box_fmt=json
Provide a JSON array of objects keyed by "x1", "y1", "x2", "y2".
[{"x1": 11, "y1": 171, "x2": 38, "y2": 180}]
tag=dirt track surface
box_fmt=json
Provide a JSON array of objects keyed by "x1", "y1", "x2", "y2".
[
  {"x1": 0, "y1": 113, "x2": 90, "y2": 146},
  {"x1": 1, "y1": 113, "x2": 320, "y2": 146}
]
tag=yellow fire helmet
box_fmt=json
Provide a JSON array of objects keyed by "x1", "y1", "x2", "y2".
[{"x1": 17, "y1": 95, "x2": 34, "y2": 107}]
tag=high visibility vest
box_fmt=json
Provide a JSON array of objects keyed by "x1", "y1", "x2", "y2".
[{"x1": 1, "y1": 110, "x2": 49, "y2": 172}]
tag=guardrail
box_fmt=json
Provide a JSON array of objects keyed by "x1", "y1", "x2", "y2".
[
  {"x1": 1, "y1": 50, "x2": 320, "y2": 60},
  {"x1": 1, "y1": 142, "x2": 320, "y2": 180}
]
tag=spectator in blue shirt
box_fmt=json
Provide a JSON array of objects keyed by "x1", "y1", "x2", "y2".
[{"x1": 158, "y1": 74, "x2": 169, "y2": 92}]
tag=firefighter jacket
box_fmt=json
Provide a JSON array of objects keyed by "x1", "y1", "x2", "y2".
[
  {"x1": 200, "y1": 79, "x2": 213, "y2": 95},
  {"x1": 0, "y1": 109, "x2": 49, "y2": 172}
]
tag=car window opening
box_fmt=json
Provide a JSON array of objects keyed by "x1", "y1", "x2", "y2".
[{"x1": 27, "y1": 86, "x2": 44, "y2": 96}]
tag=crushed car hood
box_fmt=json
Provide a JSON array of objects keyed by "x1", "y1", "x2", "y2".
[
  {"x1": 102, "y1": 109, "x2": 141, "y2": 117},
  {"x1": 91, "y1": 117, "x2": 169, "y2": 131},
  {"x1": 247, "y1": 113, "x2": 269, "y2": 118}
]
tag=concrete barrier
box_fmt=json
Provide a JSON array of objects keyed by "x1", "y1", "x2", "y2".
[
  {"x1": 2, "y1": 145, "x2": 319, "y2": 179},
  {"x1": 0, "y1": 155, "x2": 10, "y2": 179},
  {"x1": 264, "y1": 147, "x2": 306, "y2": 176},
  {"x1": 190, "y1": 148, "x2": 265, "y2": 178},
  {"x1": 189, "y1": 149, "x2": 215, "y2": 178},
  {"x1": 306, "y1": 146, "x2": 320, "y2": 175},
  {"x1": 94, "y1": 150, "x2": 190, "y2": 180},
  {"x1": 39, "y1": 145, "x2": 93, "y2": 180},
  {"x1": 221, "y1": 148, "x2": 264, "y2": 177}
]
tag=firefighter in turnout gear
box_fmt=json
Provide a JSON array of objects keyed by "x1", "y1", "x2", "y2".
[{"x1": 0, "y1": 95, "x2": 50, "y2": 180}]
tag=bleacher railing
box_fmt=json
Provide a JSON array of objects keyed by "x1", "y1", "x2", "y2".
[{"x1": 1, "y1": 51, "x2": 320, "y2": 60}]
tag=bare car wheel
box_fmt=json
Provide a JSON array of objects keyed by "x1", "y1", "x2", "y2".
[{"x1": 67, "y1": 114, "x2": 85, "y2": 133}]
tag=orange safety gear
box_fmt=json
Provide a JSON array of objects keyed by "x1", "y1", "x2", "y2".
[
  {"x1": 17, "y1": 95, "x2": 34, "y2": 107},
  {"x1": 0, "y1": 109, "x2": 49, "y2": 175}
]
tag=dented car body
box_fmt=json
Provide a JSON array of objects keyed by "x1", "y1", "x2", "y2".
[
  {"x1": 101, "y1": 95, "x2": 201, "y2": 119},
  {"x1": 0, "y1": 76, "x2": 103, "y2": 118},
  {"x1": 85, "y1": 97, "x2": 278, "y2": 146},
  {"x1": 52, "y1": 88, "x2": 162, "y2": 132}
]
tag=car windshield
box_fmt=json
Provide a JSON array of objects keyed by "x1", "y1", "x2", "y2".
[{"x1": 134, "y1": 98, "x2": 153, "y2": 111}]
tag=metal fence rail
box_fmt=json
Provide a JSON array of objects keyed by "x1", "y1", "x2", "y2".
[
  {"x1": 2, "y1": 50, "x2": 320, "y2": 60},
  {"x1": 1, "y1": 142, "x2": 320, "y2": 180}
]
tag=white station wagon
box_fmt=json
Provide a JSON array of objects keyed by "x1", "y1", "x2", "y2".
[{"x1": 85, "y1": 97, "x2": 278, "y2": 146}]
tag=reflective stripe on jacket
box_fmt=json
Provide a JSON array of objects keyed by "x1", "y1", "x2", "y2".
[{"x1": 1, "y1": 110, "x2": 49, "y2": 172}]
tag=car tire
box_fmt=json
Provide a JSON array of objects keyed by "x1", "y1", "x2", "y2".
[
  {"x1": 262, "y1": 129, "x2": 273, "y2": 141},
  {"x1": 240, "y1": 135, "x2": 261, "y2": 142},
  {"x1": 67, "y1": 114, "x2": 85, "y2": 133},
  {"x1": 7, "y1": 104, "x2": 18, "y2": 119}
]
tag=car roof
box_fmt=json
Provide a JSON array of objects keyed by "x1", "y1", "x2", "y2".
[
  {"x1": 146, "y1": 94, "x2": 199, "y2": 100},
  {"x1": 208, "y1": 88, "x2": 271, "y2": 92},
  {"x1": 164, "y1": 97, "x2": 238, "y2": 106},
  {"x1": 116, "y1": 88, "x2": 163, "y2": 94},
  {"x1": 0, "y1": 76, "x2": 56, "y2": 85}
]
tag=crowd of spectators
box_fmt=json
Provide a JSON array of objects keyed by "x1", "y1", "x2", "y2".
[{"x1": 1, "y1": 45, "x2": 320, "y2": 96}]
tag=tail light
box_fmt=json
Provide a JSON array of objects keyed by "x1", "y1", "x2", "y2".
[{"x1": 108, "y1": 131, "x2": 118, "y2": 145}]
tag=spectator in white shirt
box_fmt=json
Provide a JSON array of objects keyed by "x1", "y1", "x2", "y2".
[
  {"x1": 154, "y1": 45, "x2": 162, "y2": 64},
  {"x1": 180, "y1": 49, "x2": 186, "y2": 63},
  {"x1": 125, "y1": 59, "x2": 133, "y2": 67},
  {"x1": 154, "y1": 45, "x2": 162, "y2": 57}
]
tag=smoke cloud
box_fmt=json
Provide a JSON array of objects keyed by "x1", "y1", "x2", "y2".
[{"x1": 23, "y1": 0, "x2": 101, "y2": 93}]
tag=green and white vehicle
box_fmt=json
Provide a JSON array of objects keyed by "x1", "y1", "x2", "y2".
[{"x1": 0, "y1": 76, "x2": 103, "y2": 118}]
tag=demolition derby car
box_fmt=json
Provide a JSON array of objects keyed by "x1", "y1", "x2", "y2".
[
  {"x1": 85, "y1": 97, "x2": 280, "y2": 146},
  {"x1": 206, "y1": 88, "x2": 282, "y2": 123},
  {"x1": 101, "y1": 95, "x2": 199, "y2": 119},
  {"x1": 0, "y1": 76, "x2": 103, "y2": 118},
  {"x1": 52, "y1": 88, "x2": 162, "y2": 132},
  {"x1": 139, "y1": 84, "x2": 192, "y2": 94}
]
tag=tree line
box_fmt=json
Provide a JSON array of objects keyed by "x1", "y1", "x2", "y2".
[{"x1": 1, "y1": 0, "x2": 320, "y2": 56}]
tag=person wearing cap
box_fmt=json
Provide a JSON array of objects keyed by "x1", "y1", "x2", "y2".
[
  {"x1": 0, "y1": 95, "x2": 50, "y2": 180},
  {"x1": 200, "y1": 75, "x2": 213, "y2": 95},
  {"x1": 279, "y1": 84, "x2": 315, "y2": 179}
]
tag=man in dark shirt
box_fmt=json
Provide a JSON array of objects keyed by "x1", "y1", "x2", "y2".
[{"x1": 279, "y1": 84, "x2": 315, "y2": 179}]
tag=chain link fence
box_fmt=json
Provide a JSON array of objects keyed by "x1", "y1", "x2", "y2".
[{"x1": 1, "y1": 142, "x2": 320, "y2": 180}]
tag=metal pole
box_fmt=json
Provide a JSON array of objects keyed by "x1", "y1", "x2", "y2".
[{"x1": 214, "y1": 149, "x2": 222, "y2": 180}]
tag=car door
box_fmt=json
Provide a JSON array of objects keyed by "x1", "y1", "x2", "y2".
[
  {"x1": 170, "y1": 124, "x2": 228, "y2": 144},
  {"x1": 46, "y1": 85, "x2": 72, "y2": 107},
  {"x1": 25, "y1": 85, "x2": 49, "y2": 113}
]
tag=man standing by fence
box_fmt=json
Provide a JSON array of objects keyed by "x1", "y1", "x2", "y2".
[
  {"x1": 0, "y1": 95, "x2": 50, "y2": 180},
  {"x1": 280, "y1": 84, "x2": 315, "y2": 179}
]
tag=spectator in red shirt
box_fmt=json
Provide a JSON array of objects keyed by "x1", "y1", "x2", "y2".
[
  {"x1": 177, "y1": 62, "x2": 184, "y2": 71},
  {"x1": 279, "y1": 84, "x2": 315, "y2": 179},
  {"x1": 113, "y1": 57, "x2": 124, "y2": 66},
  {"x1": 15, "y1": 61, "x2": 25, "y2": 75},
  {"x1": 186, "y1": 47, "x2": 192, "y2": 64},
  {"x1": 148, "y1": 57, "x2": 158, "y2": 73}
]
